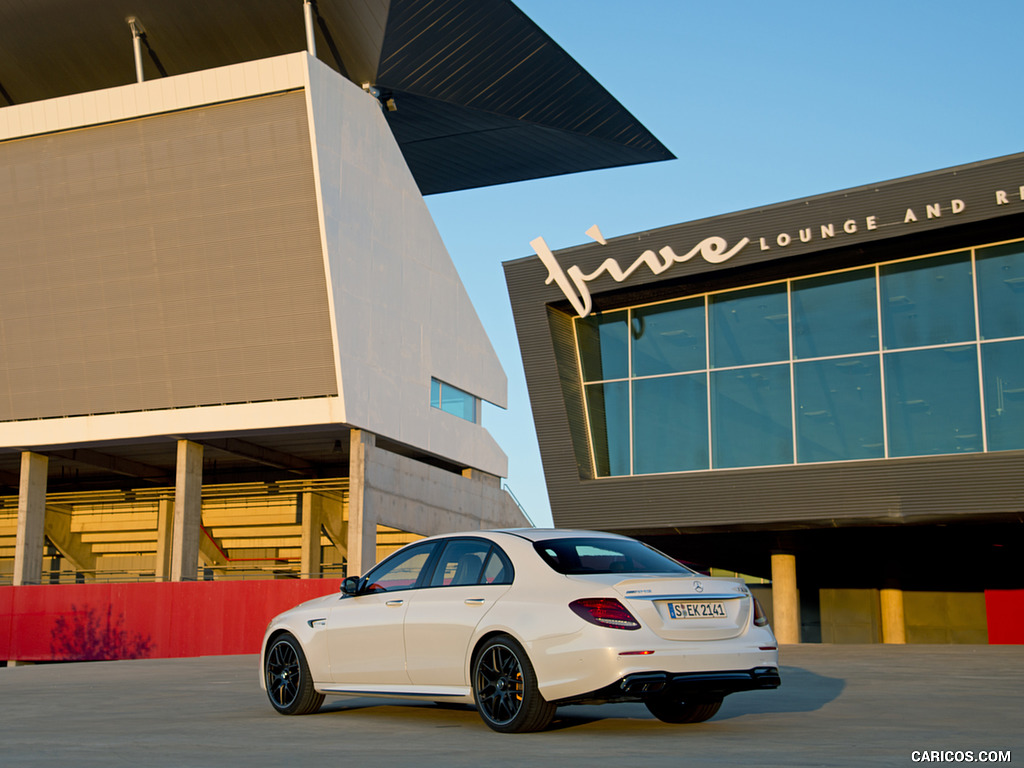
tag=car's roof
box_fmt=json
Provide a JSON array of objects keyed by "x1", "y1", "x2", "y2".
[{"x1": 456, "y1": 528, "x2": 633, "y2": 544}]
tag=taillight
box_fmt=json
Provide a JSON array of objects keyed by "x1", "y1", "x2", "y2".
[
  {"x1": 752, "y1": 596, "x2": 770, "y2": 627},
  {"x1": 569, "y1": 598, "x2": 641, "y2": 630}
]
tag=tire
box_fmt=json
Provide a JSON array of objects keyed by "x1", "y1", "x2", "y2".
[
  {"x1": 264, "y1": 634, "x2": 325, "y2": 715},
  {"x1": 472, "y1": 635, "x2": 556, "y2": 733},
  {"x1": 644, "y1": 695, "x2": 723, "y2": 724}
]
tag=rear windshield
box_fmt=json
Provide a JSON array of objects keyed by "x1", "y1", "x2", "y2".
[{"x1": 533, "y1": 538, "x2": 695, "y2": 576}]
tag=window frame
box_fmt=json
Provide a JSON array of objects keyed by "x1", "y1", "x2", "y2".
[
  {"x1": 430, "y1": 377, "x2": 480, "y2": 423},
  {"x1": 573, "y1": 237, "x2": 1024, "y2": 478}
]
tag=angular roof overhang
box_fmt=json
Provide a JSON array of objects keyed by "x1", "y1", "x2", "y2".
[{"x1": 0, "y1": 0, "x2": 674, "y2": 194}]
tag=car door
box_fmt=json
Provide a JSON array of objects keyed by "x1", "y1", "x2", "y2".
[
  {"x1": 404, "y1": 538, "x2": 514, "y2": 687},
  {"x1": 326, "y1": 541, "x2": 439, "y2": 685}
]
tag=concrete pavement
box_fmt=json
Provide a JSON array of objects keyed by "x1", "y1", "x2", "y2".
[{"x1": 0, "y1": 645, "x2": 1020, "y2": 768}]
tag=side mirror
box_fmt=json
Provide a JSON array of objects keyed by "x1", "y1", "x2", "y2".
[{"x1": 341, "y1": 576, "x2": 361, "y2": 595}]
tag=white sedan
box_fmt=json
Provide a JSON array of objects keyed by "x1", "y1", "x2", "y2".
[{"x1": 260, "y1": 529, "x2": 780, "y2": 733}]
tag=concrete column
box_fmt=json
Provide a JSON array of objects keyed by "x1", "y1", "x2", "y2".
[
  {"x1": 14, "y1": 452, "x2": 48, "y2": 586},
  {"x1": 880, "y1": 587, "x2": 907, "y2": 644},
  {"x1": 300, "y1": 492, "x2": 324, "y2": 578},
  {"x1": 154, "y1": 497, "x2": 174, "y2": 582},
  {"x1": 170, "y1": 440, "x2": 203, "y2": 582},
  {"x1": 771, "y1": 552, "x2": 800, "y2": 644},
  {"x1": 347, "y1": 430, "x2": 378, "y2": 578}
]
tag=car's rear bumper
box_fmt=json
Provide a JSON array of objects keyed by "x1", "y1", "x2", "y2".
[{"x1": 556, "y1": 666, "x2": 781, "y2": 705}]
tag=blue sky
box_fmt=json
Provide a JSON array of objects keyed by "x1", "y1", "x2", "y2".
[{"x1": 425, "y1": 1, "x2": 1024, "y2": 527}]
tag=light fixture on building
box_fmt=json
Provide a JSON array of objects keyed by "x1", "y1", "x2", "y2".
[
  {"x1": 126, "y1": 16, "x2": 146, "y2": 83},
  {"x1": 361, "y1": 82, "x2": 396, "y2": 112}
]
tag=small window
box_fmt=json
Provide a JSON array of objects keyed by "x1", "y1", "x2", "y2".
[
  {"x1": 481, "y1": 547, "x2": 514, "y2": 585},
  {"x1": 431, "y1": 378, "x2": 479, "y2": 423}
]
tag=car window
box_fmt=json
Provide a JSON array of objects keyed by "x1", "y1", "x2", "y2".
[
  {"x1": 362, "y1": 543, "x2": 436, "y2": 593},
  {"x1": 431, "y1": 539, "x2": 490, "y2": 587},
  {"x1": 429, "y1": 539, "x2": 515, "y2": 587},
  {"x1": 481, "y1": 547, "x2": 513, "y2": 585},
  {"x1": 533, "y1": 537, "x2": 694, "y2": 576}
]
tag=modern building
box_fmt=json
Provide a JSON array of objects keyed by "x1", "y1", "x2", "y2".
[
  {"x1": 505, "y1": 151, "x2": 1024, "y2": 644},
  {"x1": 0, "y1": 0, "x2": 672, "y2": 662}
]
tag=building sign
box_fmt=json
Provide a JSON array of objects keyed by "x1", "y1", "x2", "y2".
[
  {"x1": 531, "y1": 225, "x2": 748, "y2": 318},
  {"x1": 533, "y1": 184, "x2": 1024, "y2": 317}
]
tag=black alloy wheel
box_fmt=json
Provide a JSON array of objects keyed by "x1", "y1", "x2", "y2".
[
  {"x1": 264, "y1": 634, "x2": 324, "y2": 715},
  {"x1": 472, "y1": 635, "x2": 555, "y2": 733}
]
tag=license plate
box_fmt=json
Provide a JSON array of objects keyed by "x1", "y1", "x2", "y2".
[{"x1": 667, "y1": 601, "x2": 727, "y2": 619}]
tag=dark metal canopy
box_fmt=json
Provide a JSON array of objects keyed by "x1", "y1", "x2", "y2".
[{"x1": 0, "y1": 0, "x2": 674, "y2": 194}]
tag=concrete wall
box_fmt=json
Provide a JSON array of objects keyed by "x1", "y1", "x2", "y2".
[
  {"x1": 365, "y1": 457, "x2": 528, "y2": 537},
  {"x1": 346, "y1": 431, "x2": 528, "y2": 575},
  {"x1": 819, "y1": 588, "x2": 988, "y2": 644},
  {"x1": 820, "y1": 589, "x2": 882, "y2": 644},
  {"x1": 904, "y1": 591, "x2": 988, "y2": 644}
]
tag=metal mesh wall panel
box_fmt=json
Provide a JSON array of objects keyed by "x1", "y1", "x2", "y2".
[{"x1": 0, "y1": 91, "x2": 337, "y2": 420}]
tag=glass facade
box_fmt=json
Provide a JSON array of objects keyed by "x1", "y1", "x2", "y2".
[{"x1": 577, "y1": 240, "x2": 1024, "y2": 477}]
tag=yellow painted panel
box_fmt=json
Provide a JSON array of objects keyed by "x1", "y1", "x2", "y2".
[
  {"x1": 72, "y1": 514, "x2": 158, "y2": 532},
  {"x1": 81, "y1": 531, "x2": 158, "y2": 543},
  {"x1": 75, "y1": 505, "x2": 159, "y2": 515},
  {"x1": 221, "y1": 538, "x2": 298, "y2": 549},
  {"x1": 91, "y1": 542, "x2": 158, "y2": 554},
  {"x1": 95, "y1": 554, "x2": 154, "y2": 569},
  {"x1": 202, "y1": 511, "x2": 298, "y2": 526},
  {"x1": 208, "y1": 526, "x2": 302, "y2": 538}
]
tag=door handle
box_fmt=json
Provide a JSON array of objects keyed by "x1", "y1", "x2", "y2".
[
  {"x1": 464, "y1": 598, "x2": 486, "y2": 605},
  {"x1": 386, "y1": 600, "x2": 404, "y2": 606}
]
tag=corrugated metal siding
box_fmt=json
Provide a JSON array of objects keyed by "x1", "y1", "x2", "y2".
[
  {"x1": 505, "y1": 151, "x2": 1024, "y2": 533},
  {"x1": 543, "y1": 451, "x2": 1024, "y2": 532},
  {"x1": 505, "y1": 256, "x2": 585, "y2": 509},
  {"x1": 0, "y1": 91, "x2": 337, "y2": 421},
  {"x1": 546, "y1": 306, "x2": 592, "y2": 479}
]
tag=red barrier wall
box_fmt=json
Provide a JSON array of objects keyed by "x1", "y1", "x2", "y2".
[
  {"x1": 0, "y1": 580, "x2": 342, "y2": 662},
  {"x1": 4, "y1": 582, "x2": 1020, "y2": 660},
  {"x1": 985, "y1": 589, "x2": 1024, "y2": 644}
]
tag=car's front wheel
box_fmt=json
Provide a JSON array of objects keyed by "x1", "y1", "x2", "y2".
[
  {"x1": 472, "y1": 635, "x2": 555, "y2": 733},
  {"x1": 264, "y1": 633, "x2": 324, "y2": 715},
  {"x1": 644, "y1": 695, "x2": 723, "y2": 724}
]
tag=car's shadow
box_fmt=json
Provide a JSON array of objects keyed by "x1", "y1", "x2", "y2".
[
  {"x1": 312, "y1": 665, "x2": 844, "y2": 731},
  {"x1": 554, "y1": 664, "x2": 844, "y2": 728}
]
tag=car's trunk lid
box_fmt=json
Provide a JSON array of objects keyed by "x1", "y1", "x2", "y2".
[{"x1": 595, "y1": 575, "x2": 753, "y2": 641}]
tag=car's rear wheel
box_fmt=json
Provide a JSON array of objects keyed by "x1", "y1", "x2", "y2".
[
  {"x1": 644, "y1": 695, "x2": 723, "y2": 724},
  {"x1": 264, "y1": 634, "x2": 324, "y2": 715},
  {"x1": 472, "y1": 635, "x2": 555, "y2": 733}
]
